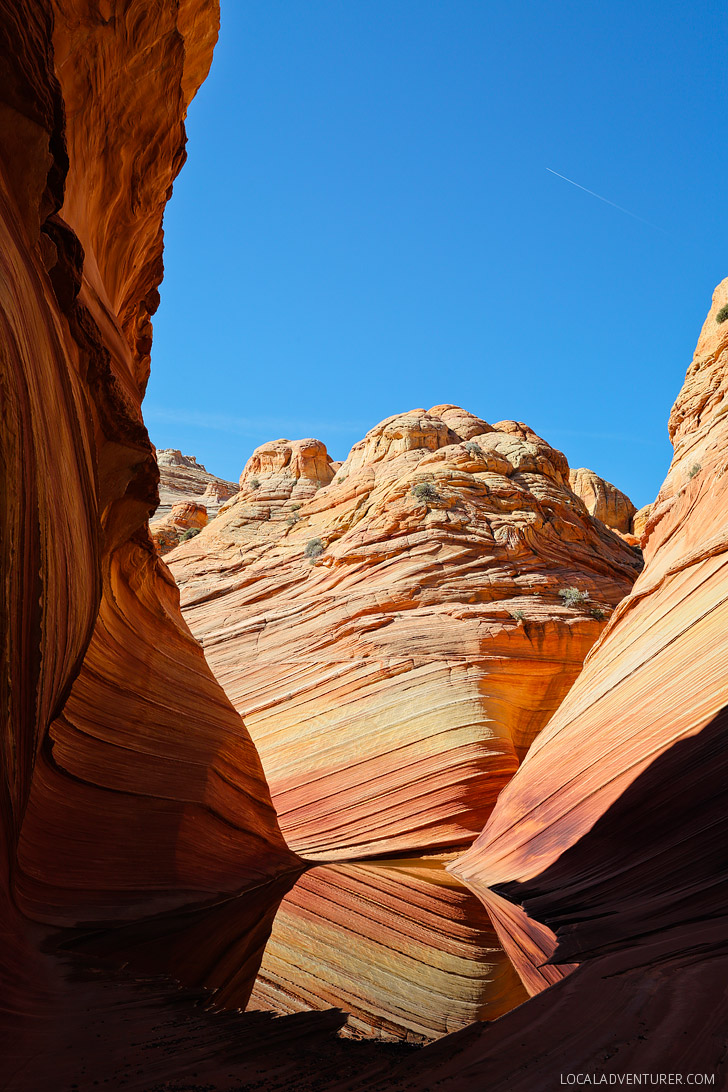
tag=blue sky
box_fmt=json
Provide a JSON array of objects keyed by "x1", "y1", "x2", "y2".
[{"x1": 145, "y1": 0, "x2": 728, "y2": 509}]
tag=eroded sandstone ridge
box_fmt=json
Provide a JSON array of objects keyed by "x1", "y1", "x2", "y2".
[
  {"x1": 0, "y1": 7, "x2": 294, "y2": 1039},
  {"x1": 366, "y1": 282, "x2": 728, "y2": 1090},
  {"x1": 151, "y1": 498, "x2": 208, "y2": 553},
  {"x1": 150, "y1": 451, "x2": 238, "y2": 551},
  {"x1": 455, "y1": 283, "x2": 728, "y2": 891},
  {"x1": 168, "y1": 406, "x2": 641, "y2": 860},
  {"x1": 155, "y1": 448, "x2": 238, "y2": 518}
]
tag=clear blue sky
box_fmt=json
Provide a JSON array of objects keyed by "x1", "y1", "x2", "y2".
[{"x1": 145, "y1": 0, "x2": 728, "y2": 509}]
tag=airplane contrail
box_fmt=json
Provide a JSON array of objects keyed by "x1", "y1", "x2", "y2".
[{"x1": 545, "y1": 167, "x2": 667, "y2": 233}]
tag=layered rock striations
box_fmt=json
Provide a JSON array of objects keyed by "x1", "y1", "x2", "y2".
[
  {"x1": 248, "y1": 859, "x2": 529, "y2": 1041},
  {"x1": 168, "y1": 407, "x2": 641, "y2": 861},
  {"x1": 1, "y1": 0, "x2": 293, "y2": 998},
  {"x1": 369, "y1": 282, "x2": 728, "y2": 1089},
  {"x1": 455, "y1": 282, "x2": 728, "y2": 892},
  {"x1": 155, "y1": 448, "x2": 238, "y2": 519}
]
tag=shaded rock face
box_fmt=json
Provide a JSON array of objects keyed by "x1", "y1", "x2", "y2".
[
  {"x1": 568, "y1": 466, "x2": 637, "y2": 536},
  {"x1": 74, "y1": 858, "x2": 530, "y2": 1046},
  {"x1": 156, "y1": 447, "x2": 238, "y2": 518},
  {"x1": 150, "y1": 499, "x2": 207, "y2": 554},
  {"x1": 1, "y1": 1, "x2": 293, "y2": 1019},
  {"x1": 168, "y1": 405, "x2": 641, "y2": 860}
]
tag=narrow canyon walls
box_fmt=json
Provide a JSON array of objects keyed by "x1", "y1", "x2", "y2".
[
  {"x1": 1, "y1": 0, "x2": 294, "y2": 980},
  {"x1": 168, "y1": 407, "x2": 641, "y2": 860}
]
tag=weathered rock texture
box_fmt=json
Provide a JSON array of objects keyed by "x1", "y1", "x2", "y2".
[
  {"x1": 1, "y1": 5, "x2": 293, "y2": 1037},
  {"x1": 568, "y1": 466, "x2": 637, "y2": 536},
  {"x1": 455, "y1": 282, "x2": 728, "y2": 891},
  {"x1": 379, "y1": 281, "x2": 728, "y2": 1089},
  {"x1": 150, "y1": 498, "x2": 207, "y2": 554},
  {"x1": 632, "y1": 501, "x2": 653, "y2": 540},
  {"x1": 249, "y1": 859, "x2": 529, "y2": 1041},
  {"x1": 169, "y1": 406, "x2": 641, "y2": 860},
  {"x1": 155, "y1": 447, "x2": 238, "y2": 518}
]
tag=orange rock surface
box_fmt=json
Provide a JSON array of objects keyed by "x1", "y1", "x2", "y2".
[
  {"x1": 249, "y1": 859, "x2": 528, "y2": 1041},
  {"x1": 156, "y1": 448, "x2": 238, "y2": 518},
  {"x1": 632, "y1": 501, "x2": 653, "y2": 540},
  {"x1": 1, "y1": 0, "x2": 293, "y2": 975},
  {"x1": 568, "y1": 466, "x2": 637, "y2": 534},
  {"x1": 150, "y1": 499, "x2": 208, "y2": 554},
  {"x1": 454, "y1": 280, "x2": 728, "y2": 891},
  {"x1": 169, "y1": 406, "x2": 641, "y2": 860}
]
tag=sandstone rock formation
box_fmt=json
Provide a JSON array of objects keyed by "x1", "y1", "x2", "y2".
[
  {"x1": 455, "y1": 282, "x2": 728, "y2": 891},
  {"x1": 380, "y1": 281, "x2": 728, "y2": 1089},
  {"x1": 249, "y1": 859, "x2": 529, "y2": 1041},
  {"x1": 632, "y1": 501, "x2": 653, "y2": 540},
  {"x1": 1, "y1": 2, "x2": 294, "y2": 1022},
  {"x1": 168, "y1": 406, "x2": 641, "y2": 860},
  {"x1": 75, "y1": 857, "x2": 530, "y2": 1045},
  {"x1": 568, "y1": 466, "x2": 637, "y2": 535},
  {"x1": 156, "y1": 448, "x2": 238, "y2": 518},
  {"x1": 150, "y1": 499, "x2": 207, "y2": 554}
]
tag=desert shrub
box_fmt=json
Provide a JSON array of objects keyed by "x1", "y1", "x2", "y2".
[
  {"x1": 559, "y1": 586, "x2": 590, "y2": 607},
  {"x1": 304, "y1": 537, "x2": 324, "y2": 559},
  {"x1": 286, "y1": 515, "x2": 298, "y2": 527},
  {"x1": 180, "y1": 528, "x2": 200, "y2": 542},
  {"x1": 290, "y1": 503, "x2": 302, "y2": 511},
  {"x1": 590, "y1": 606, "x2": 606, "y2": 621},
  {"x1": 464, "y1": 441, "x2": 483, "y2": 457},
  {"x1": 688, "y1": 463, "x2": 701, "y2": 479},
  {"x1": 716, "y1": 304, "x2": 728, "y2": 324},
  {"x1": 249, "y1": 477, "x2": 261, "y2": 490},
  {"x1": 411, "y1": 481, "x2": 439, "y2": 502},
  {"x1": 510, "y1": 609, "x2": 525, "y2": 622}
]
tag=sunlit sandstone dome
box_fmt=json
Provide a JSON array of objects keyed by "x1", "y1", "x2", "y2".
[{"x1": 166, "y1": 404, "x2": 642, "y2": 860}]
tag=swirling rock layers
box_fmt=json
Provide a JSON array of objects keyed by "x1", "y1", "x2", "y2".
[
  {"x1": 454, "y1": 281, "x2": 728, "y2": 890},
  {"x1": 169, "y1": 407, "x2": 641, "y2": 860},
  {"x1": 1, "y1": 0, "x2": 293, "y2": 985},
  {"x1": 373, "y1": 282, "x2": 728, "y2": 1090}
]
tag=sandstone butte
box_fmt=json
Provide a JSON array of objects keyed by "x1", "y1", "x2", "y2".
[
  {"x1": 342, "y1": 281, "x2": 728, "y2": 1092},
  {"x1": 0, "y1": 1, "x2": 299, "y2": 1065},
  {"x1": 167, "y1": 408, "x2": 641, "y2": 861},
  {"x1": 155, "y1": 447, "x2": 238, "y2": 518}
]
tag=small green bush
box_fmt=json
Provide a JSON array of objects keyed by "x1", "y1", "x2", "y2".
[
  {"x1": 716, "y1": 304, "x2": 728, "y2": 324},
  {"x1": 464, "y1": 441, "x2": 483, "y2": 457},
  {"x1": 411, "y1": 481, "x2": 439, "y2": 503},
  {"x1": 510, "y1": 609, "x2": 525, "y2": 622},
  {"x1": 304, "y1": 537, "x2": 324, "y2": 559},
  {"x1": 590, "y1": 606, "x2": 606, "y2": 621},
  {"x1": 249, "y1": 477, "x2": 261, "y2": 490},
  {"x1": 559, "y1": 586, "x2": 590, "y2": 607},
  {"x1": 180, "y1": 528, "x2": 200, "y2": 542},
  {"x1": 286, "y1": 515, "x2": 298, "y2": 527},
  {"x1": 290, "y1": 503, "x2": 302, "y2": 511},
  {"x1": 688, "y1": 463, "x2": 701, "y2": 479}
]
